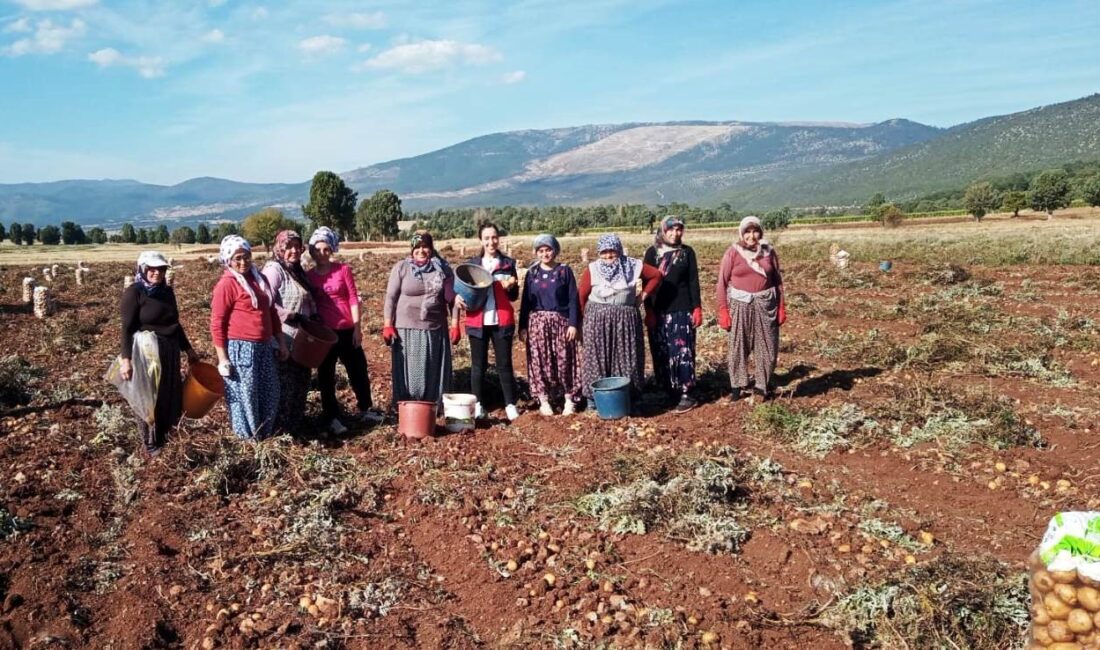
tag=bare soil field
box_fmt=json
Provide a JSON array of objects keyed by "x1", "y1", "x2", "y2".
[{"x1": 1, "y1": 216, "x2": 1099, "y2": 648}]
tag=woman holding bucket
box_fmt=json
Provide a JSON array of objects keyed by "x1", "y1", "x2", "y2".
[
  {"x1": 307, "y1": 226, "x2": 384, "y2": 436},
  {"x1": 118, "y1": 250, "x2": 199, "y2": 455},
  {"x1": 211, "y1": 235, "x2": 288, "y2": 440},
  {"x1": 716, "y1": 216, "x2": 786, "y2": 401},
  {"x1": 518, "y1": 234, "x2": 580, "y2": 416},
  {"x1": 578, "y1": 234, "x2": 662, "y2": 406},
  {"x1": 383, "y1": 231, "x2": 457, "y2": 408},
  {"x1": 454, "y1": 223, "x2": 521, "y2": 422},
  {"x1": 261, "y1": 229, "x2": 316, "y2": 435}
]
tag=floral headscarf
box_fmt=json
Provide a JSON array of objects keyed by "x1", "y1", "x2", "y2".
[
  {"x1": 219, "y1": 235, "x2": 272, "y2": 309},
  {"x1": 654, "y1": 215, "x2": 685, "y2": 275},
  {"x1": 732, "y1": 216, "x2": 771, "y2": 277},
  {"x1": 595, "y1": 234, "x2": 638, "y2": 285},
  {"x1": 308, "y1": 226, "x2": 340, "y2": 254},
  {"x1": 272, "y1": 229, "x2": 311, "y2": 290},
  {"x1": 407, "y1": 231, "x2": 447, "y2": 319}
]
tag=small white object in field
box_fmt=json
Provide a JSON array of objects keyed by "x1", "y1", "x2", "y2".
[
  {"x1": 581, "y1": 248, "x2": 589, "y2": 263},
  {"x1": 460, "y1": 245, "x2": 467, "y2": 256},
  {"x1": 22, "y1": 277, "x2": 35, "y2": 303},
  {"x1": 75, "y1": 267, "x2": 87, "y2": 286},
  {"x1": 165, "y1": 269, "x2": 175, "y2": 287},
  {"x1": 834, "y1": 249, "x2": 850, "y2": 270},
  {"x1": 51, "y1": 264, "x2": 59, "y2": 277},
  {"x1": 168, "y1": 257, "x2": 175, "y2": 266},
  {"x1": 42, "y1": 267, "x2": 51, "y2": 281},
  {"x1": 206, "y1": 255, "x2": 219, "y2": 265},
  {"x1": 124, "y1": 275, "x2": 134, "y2": 288},
  {"x1": 33, "y1": 286, "x2": 54, "y2": 318},
  {"x1": 358, "y1": 251, "x2": 365, "y2": 262}
]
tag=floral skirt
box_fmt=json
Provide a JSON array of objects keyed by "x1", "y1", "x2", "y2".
[
  {"x1": 649, "y1": 309, "x2": 696, "y2": 394},
  {"x1": 727, "y1": 291, "x2": 779, "y2": 391},
  {"x1": 581, "y1": 302, "x2": 645, "y2": 398},
  {"x1": 526, "y1": 310, "x2": 579, "y2": 399},
  {"x1": 224, "y1": 339, "x2": 280, "y2": 440}
]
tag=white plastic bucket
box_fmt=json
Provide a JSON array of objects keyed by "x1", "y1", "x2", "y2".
[{"x1": 442, "y1": 393, "x2": 477, "y2": 432}]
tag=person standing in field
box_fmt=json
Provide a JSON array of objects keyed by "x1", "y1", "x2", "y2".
[
  {"x1": 211, "y1": 235, "x2": 288, "y2": 439},
  {"x1": 518, "y1": 234, "x2": 581, "y2": 416},
  {"x1": 643, "y1": 216, "x2": 702, "y2": 413},
  {"x1": 455, "y1": 223, "x2": 521, "y2": 421},
  {"x1": 383, "y1": 231, "x2": 457, "y2": 407},
  {"x1": 716, "y1": 216, "x2": 786, "y2": 401},
  {"x1": 261, "y1": 229, "x2": 315, "y2": 435},
  {"x1": 307, "y1": 226, "x2": 384, "y2": 436},
  {"x1": 118, "y1": 251, "x2": 199, "y2": 455},
  {"x1": 579, "y1": 234, "x2": 662, "y2": 405}
]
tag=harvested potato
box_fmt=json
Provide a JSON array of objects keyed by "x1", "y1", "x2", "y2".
[
  {"x1": 1079, "y1": 586, "x2": 1100, "y2": 612},
  {"x1": 1067, "y1": 608, "x2": 1094, "y2": 634},
  {"x1": 1046, "y1": 643, "x2": 1082, "y2": 650},
  {"x1": 1032, "y1": 624, "x2": 1053, "y2": 646},
  {"x1": 1046, "y1": 592, "x2": 1073, "y2": 619},
  {"x1": 1094, "y1": 609, "x2": 1100, "y2": 628},
  {"x1": 1048, "y1": 619, "x2": 1073, "y2": 642},
  {"x1": 1034, "y1": 570, "x2": 1057, "y2": 593},
  {"x1": 1052, "y1": 570, "x2": 1080, "y2": 584},
  {"x1": 1034, "y1": 603, "x2": 1052, "y2": 625},
  {"x1": 1056, "y1": 584, "x2": 1081, "y2": 607}
]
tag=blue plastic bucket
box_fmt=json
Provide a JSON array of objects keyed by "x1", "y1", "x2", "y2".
[
  {"x1": 454, "y1": 264, "x2": 493, "y2": 312},
  {"x1": 591, "y1": 376, "x2": 631, "y2": 420},
  {"x1": 879, "y1": 260, "x2": 893, "y2": 272}
]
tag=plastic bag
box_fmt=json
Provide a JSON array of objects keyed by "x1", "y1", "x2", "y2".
[
  {"x1": 1028, "y1": 512, "x2": 1100, "y2": 649},
  {"x1": 105, "y1": 331, "x2": 162, "y2": 425}
]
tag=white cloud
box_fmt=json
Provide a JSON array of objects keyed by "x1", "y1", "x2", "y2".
[
  {"x1": 356, "y1": 43, "x2": 371, "y2": 53},
  {"x1": 500, "y1": 70, "x2": 526, "y2": 84},
  {"x1": 4, "y1": 17, "x2": 32, "y2": 33},
  {"x1": 298, "y1": 34, "x2": 346, "y2": 56},
  {"x1": 202, "y1": 28, "x2": 225, "y2": 43},
  {"x1": 88, "y1": 47, "x2": 166, "y2": 78},
  {"x1": 12, "y1": 0, "x2": 96, "y2": 10},
  {"x1": 323, "y1": 11, "x2": 386, "y2": 30},
  {"x1": 361, "y1": 39, "x2": 502, "y2": 74},
  {"x1": 249, "y1": 6, "x2": 268, "y2": 20},
  {"x1": 2, "y1": 17, "x2": 85, "y2": 56}
]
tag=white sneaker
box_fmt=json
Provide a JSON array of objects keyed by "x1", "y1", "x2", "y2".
[
  {"x1": 539, "y1": 400, "x2": 554, "y2": 416},
  {"x1": 474, "y1": 402, "x2": 485, "y2": 419},
  {"x1": 562, "y1": 399, "x2": 576, "y2": 416},
  {"x1": 505, "y1": 404, "x2": 520, "y2": 421},
  {"x1": 328, "y1": 418, "x2": 348, "y2": 435}
]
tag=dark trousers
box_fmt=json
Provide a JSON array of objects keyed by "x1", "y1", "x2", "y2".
[
  {"x1": 318, "y1": 327, "x2": 373, "y2": 420},
  {"x1": 469, "y1": 325, "x2": 517, "y2": 406}
]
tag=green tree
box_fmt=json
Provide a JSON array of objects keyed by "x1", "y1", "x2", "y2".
[
  {"x1": 1083, "y1": 176, "x2": 1100, "y2": 208},
  {"x1": 355, "y1": 189, "x2": 403, "y2": 241},
  {"x1": 170, "y1": 226, "x2": 197, "y2": 245},
  {"x1": 0, "y1": 222, "x2": 5, "y2": 242},
  {"x1": 136, "y1": 228, "x2": 149, "y2": 245},
  {"x1": 865, "y1": 192, "x2": 886, "y2": 214},
  {"x1": 87, "y1": 227, "x2": 108, "y2": 244},
  {"x1": 120, "y1": 223, "x2": 136, "y2": 243},
  {"x1": 302, "y1": 171, "x2": 357, "y2": 238},
  {"x1": 21, "y1": 223, "x2": 36, "y2": 244},
  {"x1": 1001, "y1": 190, "x2": 1028, "y2": 217},
  {"x1": 762, "y1": 206, "x2": 792, "y2": 231},
  {"x1": 962, "y1": 182, "x2": 999, "y2": 222},
  {"x1": 60, "y1": 221, "x2": 87, "y2": 244},
  {"x1": 1029, "y1": 170, "x2": 1071, "y2": 218},
  {"x1": 8, "y1": 222, "x2": 20, "y2": 245},
  {"x1": 196, "y1": 222, "x2": 212, "y2": 244},
  {"x1": 38, "y1": 225, "x2": 61, "y2": 245},
  {"x1": 153, "y1": 225, "x2": 169, "y2": 244},
  {"x1": 211, "y1": 222, "x2": 239, "y2": 241},
  {"x1": 877, "y1": 203, "x2": 904, "y2": 228},
  {"x1": 241, "y1": 208, "x2": 298, "y2": 246}
]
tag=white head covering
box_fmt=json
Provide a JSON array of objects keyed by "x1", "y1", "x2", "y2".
[
  {"x1": 738, "y1": 216, "x2": 764, "y2": 236},
  {"x1": 308, "y1": 226, "x2": 340, "y2": 254},
  {"x1": 136, "y1": 251, "x2": 171, "y2": 269},
  {"x1": 218, "y1": 235, "x2": 271, "y2": 309}
]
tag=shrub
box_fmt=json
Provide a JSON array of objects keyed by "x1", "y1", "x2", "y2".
[{"x1": 0, "y1": 355, "x2": 43, "y2": 408}]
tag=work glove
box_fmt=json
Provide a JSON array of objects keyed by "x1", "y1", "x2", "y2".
[
  {"x1": 382, "y1": 326, "x2": 398, "y2": 345},
  {"x1": 449, "y1": 326, "x2": 461, "y2": 345},
  {"x1": 718, "y1": 307, "x2": 731, "y2": 331},
  {"x1": 691, "y1": 306, "x2": 703, "y2": 328},
  {"x1": 778, "y1": 298, "x2": 787, "y2": 326}
]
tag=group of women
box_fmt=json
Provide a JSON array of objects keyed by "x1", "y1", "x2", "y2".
[{"x1": 116, "y1": 216, "x2": 785, "y2": 453}]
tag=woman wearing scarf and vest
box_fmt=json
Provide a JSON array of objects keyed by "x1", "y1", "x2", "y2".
[
  {"x1": 518, "y1": 234, "x2": 580, "y2": 416},
  {"x1": 383, "y1": 231, "x2": 457, "y2": 408},
  {"x1": 578, "y1": 234, "x2": 662, "y2": 404},
  {"x1": 118, "y1": 250, "x2": 199, "y2": 454},
  {"x1": 643, "y1": 216, "x2": 703, "y2": 413},
  {"x1": 307, "y1": 226, "x2": 385, "y2": 436},
  {"x1": 261, "y1": 229, "x2": 315, "y2": 435},
  {"x1": 454, "y1": 223, "x2": 521, "y2": 421},
  {"x1": 716, "y1": 216, "x2": 787, "y2": 401},
  {"x1": 210, "y1": 235, "x2": 288, "y2": 440}
]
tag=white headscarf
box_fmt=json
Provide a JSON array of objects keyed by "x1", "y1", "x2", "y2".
[
  {"x1": 219, "y1": 235, "x2": 272, "y2": 309},
  {"x1": 308, "y1": 226, "x2": 340, "y2": 254}
]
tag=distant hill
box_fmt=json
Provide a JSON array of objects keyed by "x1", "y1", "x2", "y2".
[
  {"x1": 724, "y1": 93, "x2": 1100, "y2": 208},
  {"x1": 2, "y1": 93, "x2": 1099, "y2": 227}
]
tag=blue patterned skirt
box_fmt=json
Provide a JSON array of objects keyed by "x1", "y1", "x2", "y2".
[{"x1": 224, "y1": 339, "x2": 280, "y2": 440}]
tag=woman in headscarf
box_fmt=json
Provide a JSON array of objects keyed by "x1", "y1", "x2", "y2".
[
  {"x1": 455, "y1": 222, "x2": 521, "y2": 421},
  {"x1": 306, "y1": 226, "x2": 384, "y2": 436},
  {"x1": 518, "y1": 234, "x2": 580, "y2": 416},
  {"x1": 210, "y1": 235, "x2": 288, "y2": 440},
  {"x1": 261, "y1": 229, "x2": 315, "y2": 435},
  {"x1": 118, "y1": 250, "x2": 199, "y2": 454},
  {"x1": 643, "y1": 216, "x2": 702, "y2": 413},
  {"x1": 716, "y1": 216, "x2": 787, "y2": 401},
  {"x1": 578, "y1": 234, "x2": 662, "y2": 403},
  {"x1": 383, "y1": 231, "x2": 457, "y2": 407}
]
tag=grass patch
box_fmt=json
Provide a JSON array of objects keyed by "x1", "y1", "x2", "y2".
[
  {"x1": 0, "y1": 355, "x2": 43, "y2": 408},
  {"x1": 749, "y1": 403, "x2": 878, "y2": 458}
]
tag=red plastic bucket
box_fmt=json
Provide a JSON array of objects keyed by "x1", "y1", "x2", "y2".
[
  {"x1": 397, "y1": 401, "x2": 437, "y2": 439},
  {"x1": 182, "y1": 362, "x2": 225, "y2": 419},
  {"x1": 291, "y1": 320, "x2": 337, "y2": 368}
]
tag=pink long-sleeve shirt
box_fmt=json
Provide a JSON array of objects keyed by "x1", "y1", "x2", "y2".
[
  {"x1": 715, "y1": 245, "x2": 783, "y2": 311},
  {"x1": 307, "y1": 262, "x2": 359, "y2": 331}
]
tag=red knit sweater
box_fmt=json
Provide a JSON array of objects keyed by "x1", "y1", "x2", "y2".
[{"x1": 210, "y1": 271, "x2": 280, "y2": 347}]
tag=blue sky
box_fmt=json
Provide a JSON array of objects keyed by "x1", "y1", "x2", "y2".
[{"x1": 1, "y1": 0, "x2": 1097, "y2": 185}]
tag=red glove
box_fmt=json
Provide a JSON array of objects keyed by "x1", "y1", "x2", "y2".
[
  {"x1": 382, "y1": 326, "x2": 398, "y2": 345},
  {"x1": 691, "y1": 306, "x2": 703, "y2": 328},
  {"x1": 449, "y1": 326, "x2": 461, "y2": 345},
  {"x1": 644, "y1": 308, "x2": 657, "y2": 331},
  {"x1": 778, "y1": 297, "x2": 787, "y2": 326},
  {"x1": 718, "y1": 307, "x2": 731, "y2": 331}
]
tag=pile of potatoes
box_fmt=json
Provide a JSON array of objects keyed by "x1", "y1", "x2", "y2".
[{"x1": 1030, "y1": 551, "x2": 1100, "y2": 649}]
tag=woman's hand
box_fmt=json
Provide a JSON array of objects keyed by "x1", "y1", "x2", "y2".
[
  {"x1": 454, "y1": 294, "x2": 467, "y2": 311},
  {"x1": 352, "y1": 326, "x2": 363, "y2": 349},
  {"x1": 382, "y1": 326, "x2": 398, "y2": 345},
  {"x1": 500, "y1": 276, "x2": 517, "y2": 290},
  {"x1": 566, "y1": 326, "x2": 577, "y2": 342},
  {"x1": 119, "y1": 358, "x2": 133, "y2": 381},
  {"x1": 449, "y1": 326, "x2": 461, "y2": 345}
]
